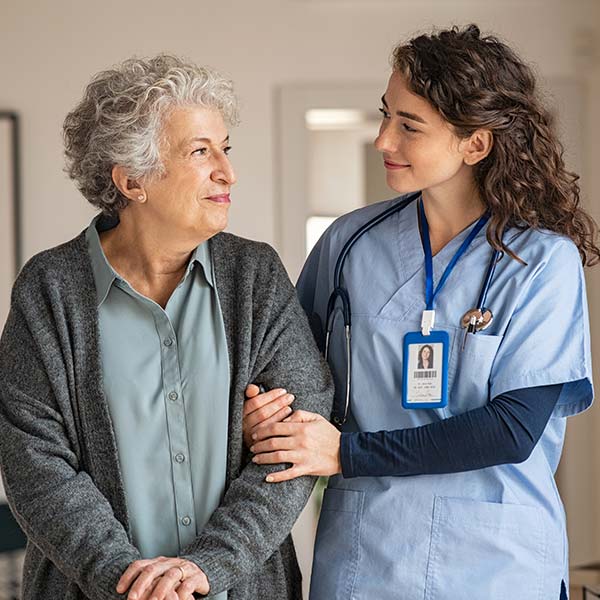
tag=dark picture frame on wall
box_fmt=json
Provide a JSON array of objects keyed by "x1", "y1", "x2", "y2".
[{"x1": 0, "y1": 111, "x2": 22, "y2": 328}]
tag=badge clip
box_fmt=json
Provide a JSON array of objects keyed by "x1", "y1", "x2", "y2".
[{"x1": 421, "y1": 310, "x2": 435, "y2": 336}]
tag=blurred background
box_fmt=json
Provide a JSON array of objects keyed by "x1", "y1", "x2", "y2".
[{"x1": 0, "y1": 0, "x2": 599, "y2": 597}]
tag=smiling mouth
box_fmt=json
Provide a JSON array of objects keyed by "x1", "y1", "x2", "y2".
[
  {"x1": 205, "y1": 194, "x2": 231, "y2": 204},
  {"x1": 383, "y1": 160, "x2": 410, "y2": 170}
]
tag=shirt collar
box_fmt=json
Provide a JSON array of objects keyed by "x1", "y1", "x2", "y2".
[
  {"x1": 86, "y1": 214, "x2": 215, "y2": 308},
  {"x1": 86, "y1": 214, "x2": 119, "y2": 307},
  {"x1": 188, "y1": 239, "x2": 215, "y2": 289}
]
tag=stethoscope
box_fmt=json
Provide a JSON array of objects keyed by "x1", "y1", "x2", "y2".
[{"x1": 324, "y1": 192, "x2": 502, "y2": 426}]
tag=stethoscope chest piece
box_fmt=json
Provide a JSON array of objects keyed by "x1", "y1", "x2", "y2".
[{"x1": 461, "y1": 307, "x2": 494, "y2": 332}]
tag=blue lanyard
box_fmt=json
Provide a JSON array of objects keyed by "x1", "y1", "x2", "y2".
[{"x1": 418, "y1": 198, "x2": 489, "y2": 311}]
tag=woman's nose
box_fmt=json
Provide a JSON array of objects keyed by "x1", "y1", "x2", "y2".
[
  {"x1": 374, "y1": 123, "x2": 398, "y2": 155},
  {"x1": 212, "y1": 155, "x2": 237, "y2": 186}
]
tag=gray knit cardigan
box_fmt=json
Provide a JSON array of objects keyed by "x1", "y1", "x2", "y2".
[{"x1": 0, "y1": 229, "x2": 334, "y2": 600}]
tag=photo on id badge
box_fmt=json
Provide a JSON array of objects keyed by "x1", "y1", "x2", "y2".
[{"x1": 402, "y1": 332, "x2": 449, "y2": 409}]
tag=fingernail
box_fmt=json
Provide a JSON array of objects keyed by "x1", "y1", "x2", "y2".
[
  {"x1": 285, "y1": 407, "x2": 292, "y2": 415},
  {"x1": 266, "y1": 476, "x2": 273, "y2": 482},
  {"x1": 250, "y1": 447, "x2": 256, "y2": 454},
  {"x1": 252, "y1": 433, "x2": 257, "y2": 440}
]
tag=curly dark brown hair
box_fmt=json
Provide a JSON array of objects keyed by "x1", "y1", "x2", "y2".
[{"x1": 393, "y1": 24, "x2": 600, "y2": 266}]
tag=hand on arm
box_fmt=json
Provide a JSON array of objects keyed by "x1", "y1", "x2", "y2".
[
  {"x1": 242, "y1": 385, "x2": 295, "y2": 448},
  {"x1": 250, "y1": 410, "x2": 342, "y2": 482}
]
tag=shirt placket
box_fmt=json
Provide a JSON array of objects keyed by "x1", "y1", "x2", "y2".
[{"x1": 152, "y1": 306, "x2": 197, "y2": 551}]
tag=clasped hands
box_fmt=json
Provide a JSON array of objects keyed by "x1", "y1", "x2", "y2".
[
  {"x1": 117, "y1": 556, "x2": 209, "y2": 600},
  {"x1": 242, "y1": 384, "x2": 342, "y2": 482}
]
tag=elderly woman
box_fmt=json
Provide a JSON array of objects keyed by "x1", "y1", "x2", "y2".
[{"x1": 0, "y1": 55, "x2": 332, "y2": 600}]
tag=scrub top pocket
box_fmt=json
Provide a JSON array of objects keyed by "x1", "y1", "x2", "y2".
[
  {"x1": 310, "y1": 488, "x2": 365, "y2": 600},
  {"x1": 424, "y1": 496, "x2": 546, "y2": 600},
  {"x1": 448, "y1": 332, "x2": 503, "y2": 415}
]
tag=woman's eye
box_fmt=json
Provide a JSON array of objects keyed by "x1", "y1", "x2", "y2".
[
  {"x1": 402, "y1": 123, "x2": 418, "y2": 133},
  {"x1": 378, "y1": 107, "x2": 390, "y2": 119},
  {"x1": 223, "y1": 146, "x2": 232, "y2": 155},
  {"x1": 192, "y1": 147, "x2": 208, "y2": 156}
]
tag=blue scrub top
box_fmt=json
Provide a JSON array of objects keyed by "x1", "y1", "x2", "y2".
[{"x1": 298, "y1": 195, "x2": 593, "y2": 600}]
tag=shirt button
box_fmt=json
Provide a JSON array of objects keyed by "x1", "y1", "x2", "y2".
[
  {"x1": 174, "y1": 453, "x2": 186, "y2": 463},
  {"x1": 163, "y1": 338, "x2": 173, "y2": 347},
  {"x1": 181, "y1": 516, "x2": 192, "y2": 526},
  {"x1": 168, "y1": 391, "x2": 178, "y2": 401}
]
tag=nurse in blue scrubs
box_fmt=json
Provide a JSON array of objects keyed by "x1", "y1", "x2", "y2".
[{"x1": 244, "y1": 24, "x2": 599, "y2": 599}]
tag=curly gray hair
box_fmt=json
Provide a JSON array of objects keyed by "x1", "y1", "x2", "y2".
[{"x1": 63, "y1": 55, "x2": 239, "y2": 214}]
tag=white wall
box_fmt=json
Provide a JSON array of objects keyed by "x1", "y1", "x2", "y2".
[
  {"x1": 309, "y1": 127, "x2": 379, "y2": 216},
  {"x1": 1, "y1": 0, "x2": 599, "y2": 575}
]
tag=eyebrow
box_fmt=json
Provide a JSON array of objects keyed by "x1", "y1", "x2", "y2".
[
  {"x1": 186, "y1": 135, "x2": 230, "y2": 146},
  {"x1": 381, "y1": 95, "x2": 427, "y2": 125}
]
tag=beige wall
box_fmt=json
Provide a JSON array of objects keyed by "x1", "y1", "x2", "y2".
[
  {"x1": 0, "y1": 0, "x2": 599, "y2": 574},
  {"x1": 561, "y1": 0, "x2": 600, "y2": 567},
  {"x1": 0, "y1": 0, "x2": 594, "y2": 257}
]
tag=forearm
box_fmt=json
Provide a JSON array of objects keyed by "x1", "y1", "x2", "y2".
[
  {"x1": 340, "y1": 384, "x2": 562, "y2": 478},
  {"x1": 180, "y1": 464, "x2": 316, "y2": 593}
]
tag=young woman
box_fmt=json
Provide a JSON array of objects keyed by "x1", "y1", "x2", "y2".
[{"x1": 244, "y1": 25, "x2": 598, "y2": 599}]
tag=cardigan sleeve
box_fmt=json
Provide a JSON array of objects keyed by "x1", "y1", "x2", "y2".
[
  {"x1": 180, "y1": 242, "x2": 334, "y2": 594},
  {"x1": 0, "y1": 289, "x2": 140, "y2": 600}
]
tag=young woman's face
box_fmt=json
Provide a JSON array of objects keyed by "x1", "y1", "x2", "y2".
[
  {"x1": 421, "y1": 346, "x2": 431, "y2": 361},
  {"x1": 374, "y1": 71, "x2": 469, "y2": 195}
]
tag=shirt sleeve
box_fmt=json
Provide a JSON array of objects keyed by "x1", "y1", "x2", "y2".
[
  {"x1": 340, "y1": 384, "x2": 562, "y2": 478},
  {"x1": 490, "y1": 239, "x2": 593, "y2": 417}
]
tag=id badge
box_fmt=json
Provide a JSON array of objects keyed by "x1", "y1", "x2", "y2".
[{"x1": 402, "y1": 330, "x2": 449, "y2": 409}]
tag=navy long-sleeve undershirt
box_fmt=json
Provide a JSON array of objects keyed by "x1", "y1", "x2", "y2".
[{"x1": 339, "y1": 384, "x2": 563, "y2": 478}]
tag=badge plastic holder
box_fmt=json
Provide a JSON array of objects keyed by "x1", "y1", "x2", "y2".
[{"x1": 402, "y1": 330, "x2": 449, "y2": 409}]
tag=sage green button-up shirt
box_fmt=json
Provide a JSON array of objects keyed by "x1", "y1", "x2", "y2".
[{"x1": 86, "y1": 216, "x2": 229, "y2": 598}]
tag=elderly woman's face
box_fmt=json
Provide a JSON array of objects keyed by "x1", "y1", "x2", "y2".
[{"x1": 143, "y1": 105, "x2": 236, "y2": 241}]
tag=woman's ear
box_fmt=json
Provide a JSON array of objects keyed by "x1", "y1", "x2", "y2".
[
  {"x1": 111, "y1": 165, "x2": 147, "y2": 204},
  {"x1": 461, "y1": 129, "x2": 493, "y2": 166}
]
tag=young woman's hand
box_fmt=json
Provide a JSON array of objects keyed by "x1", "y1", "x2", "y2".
[
  {"x1": 249, "y1": 410, "x2": 342, "y2": 482},
  {"x1": 242, "y1": 384, "x2": 295, "y2": 448}
]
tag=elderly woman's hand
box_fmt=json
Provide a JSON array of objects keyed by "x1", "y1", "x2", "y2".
[
  {"x1": 117, "y1": 556, "x2": 209, "y2": 600},
  {"x1": 243, "y1": 385, "x2": 295, "y2": 448},
  {"x1": 249, "y1": 410, "x2": 342, "y2": 482}
]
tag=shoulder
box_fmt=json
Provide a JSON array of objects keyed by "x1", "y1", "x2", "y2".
[
  {"x1": 314, "y1": 195, "x2": 411, "y2": 256},
  {"x1": 12, "y1": 231, "x2": 90, "y2": 303},
  {"x1": 505, "y1": 227, "x2": 582, "y2": 274},
  {"x1": 209, "y1": 232, "x2": 291, "y2": 295},
  {"x1": 210, "y1": 231, "x2": 282, "y2": 270},
  {"x1": 210, "y1": 231, "x2": 277, "y2": 258},
  {"x1": 325, "y1": 195, "x2": 408, "y2": 240}
]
